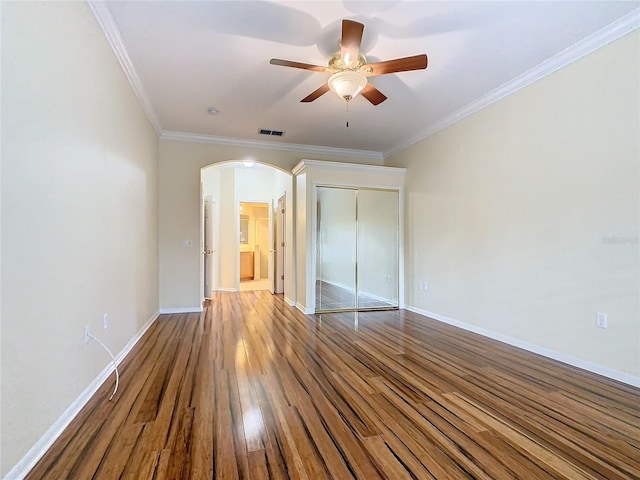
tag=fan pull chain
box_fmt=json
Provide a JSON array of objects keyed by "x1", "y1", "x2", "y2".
[{"x1": 346, "y1": 101, "x2": 349, "y2": 128}]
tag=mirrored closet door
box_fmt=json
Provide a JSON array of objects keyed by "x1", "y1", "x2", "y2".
[{"x1": 315, "y1": 186, "x2": 399, "y2": 313}]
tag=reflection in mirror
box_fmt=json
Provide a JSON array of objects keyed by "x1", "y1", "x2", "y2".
[
  {"x1": 357, "y1": 189, "x2": 399, "y2": 309},
  {"x1": 315, "y1": 186, "x2": 399, "y2": 312},
  {"x1": 316, "y1": 187, "x2": 357, "y2": 311},
  {"x1": 240, "y1": 214, "x2": 249, "y2": 244}
]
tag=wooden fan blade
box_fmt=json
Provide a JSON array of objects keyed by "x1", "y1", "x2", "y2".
[
  {"x1": 360, "y1": 83, "x2": 387, "y2": 106},
  {"x1": 341, "y1": 20, "x2": 364, "y2": 67},
  {"x1": 270, "y1": 58, "x2": 329, "y2": 73},
  {"x1": 301, "y1": 84, "x2": 330, "y2": 102},
  {"x1": 361, "y1": 54, "x2": 428, "y2": 76}
]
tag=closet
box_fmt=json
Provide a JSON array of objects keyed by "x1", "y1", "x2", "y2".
[{"x1": 293, "y1": 160, "x2": 405, "y2": 314}]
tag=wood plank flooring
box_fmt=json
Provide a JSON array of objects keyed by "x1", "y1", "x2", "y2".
[{"x1": 27, "y1": 292, "x2": 640, "y2": 479}]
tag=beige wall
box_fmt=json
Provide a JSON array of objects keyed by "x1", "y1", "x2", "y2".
[
  {"x1": 159, "y1": 140, "x2": 377, "y2": 309},
  {"x1": 387, "y1": 32, "x2": 640, "y2": 381},
  {"x1": 1, "y1": 2, "x2": 159, "y2": 475}
]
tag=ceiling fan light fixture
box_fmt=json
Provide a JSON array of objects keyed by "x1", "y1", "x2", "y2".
[{"x1": 328, "y1": 70, "x2": 367, "y2": 102}]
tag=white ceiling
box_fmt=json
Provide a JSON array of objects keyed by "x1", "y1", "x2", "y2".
[{"x1": 98, "y1": 1, "x2": 639, "y2": 157}]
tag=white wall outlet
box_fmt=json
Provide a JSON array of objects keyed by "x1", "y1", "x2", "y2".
[
  {"x1": 182, "y1": 240, "x2": 193, "y2": 248},
  {"x1": 103, "y1": 314, "x2": 109, "y2": 329},
  {"x1": 596, "y1": 312, "x2": 608, "y2": 329},
  {"x1": 423, "y1": 281, "x2": 429, "y2": 292},
  {"x1": 84, "y1": 325, "x2": 90, "y2": 343}
]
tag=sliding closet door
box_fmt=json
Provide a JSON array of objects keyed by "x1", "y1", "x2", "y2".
[
  {"x1": 315, "y1": 186, "x2": 399, "y2": 313},
  {"x1": 316, "y1": 187, "x2": 357, "y2": 311},
  {"x1": 357, "y1": 189, "x2": 399, "y2": 309}
]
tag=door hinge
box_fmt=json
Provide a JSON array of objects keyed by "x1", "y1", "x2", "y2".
[
  {"x1": 281, "y1": 209, "x2": 285, "y2": 214},
  {"x1": 281, "y1": 242, "x2": 285, "y2": 247},
  {"x1": 281, "y1": 275, "x2": 284, "y2": 280}
]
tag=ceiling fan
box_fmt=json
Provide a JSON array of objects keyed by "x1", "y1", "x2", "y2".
[{"x1": 270, "y1": 19, "x2": 428, "y2": 106}]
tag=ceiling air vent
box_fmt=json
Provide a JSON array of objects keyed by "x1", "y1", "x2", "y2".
[{"x1": 258, "y1": 129, "x2": 285, "y2": 137}]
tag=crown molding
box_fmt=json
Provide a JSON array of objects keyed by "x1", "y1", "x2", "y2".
[
  {"x1": 384, "y1": 8, "x2": 640, "y2": 158},
  {"x1": 88, "y1": 0, "x2": 637, "y2": 161},
  {"x1": 160, "y1": 131, "x2": 384, "y2": 162},
  {"x1": 87, "y1": 1, "x2": 163, "y2": 134},
  {"x1": 292, "y1": 159, "x2": 405, "y2": 176}
]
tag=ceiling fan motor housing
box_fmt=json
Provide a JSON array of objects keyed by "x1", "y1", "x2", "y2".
[{"x1": 328, "y1": 51, "x2": 367, "y2": 71}]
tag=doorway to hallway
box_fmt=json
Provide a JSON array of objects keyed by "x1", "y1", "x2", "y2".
[
  {"x1": 239, "y1": 201, "x2": 271, "y2": 292},
  {"x1": 200, "y1": 161, "x2": 292, "y2": 302}
]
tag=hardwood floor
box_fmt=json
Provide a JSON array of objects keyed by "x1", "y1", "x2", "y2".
[{"x1": 27, "y1": 292, "x2": 640, "y2": 479}]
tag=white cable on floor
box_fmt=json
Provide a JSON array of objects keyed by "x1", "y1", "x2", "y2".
[{"x1": 87, "y1": 333, "x2": 119, "y2": 401}]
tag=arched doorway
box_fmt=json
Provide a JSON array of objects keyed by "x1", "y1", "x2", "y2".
[{"x1": 200, "y1": 161, "x2": 293, "y2": 302}]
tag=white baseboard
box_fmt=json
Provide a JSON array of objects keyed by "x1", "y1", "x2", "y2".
[
  {"x1": 158, "y1": 306, "x2": 202, "y2": 314},
  {"x1": 295, "y1": 303, "x2": 315, "y2": 315},
  {"x1": 3, "y1": 311, "x2": 160, "y2": 480},
  {"x1": 404, "y1": 305, "x2": 640, "y2": 388},
  {"x1": 284, "y1": 296, "x2": 295, "y2": 307},
  {"x1": 216, "y1": 287, "x2": 237, "y2": 293}
]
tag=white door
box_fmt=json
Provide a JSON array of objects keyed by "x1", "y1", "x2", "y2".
[
  {"x1": 256, "y1": 218, "x2": 269, "y2": 279},
  {"x1": 275, "y1": 195, "x2": 285, "y2": 293},
  {"x1": 203, "y1": 196, "x2": 215, "y2": 298},
  {"x1": 268, "y1": 200, "x2": 275, "y2": 294}
]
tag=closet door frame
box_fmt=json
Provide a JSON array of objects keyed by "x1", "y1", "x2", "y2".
[{"x1": 311, "y1": 183, "x2": 404, "y2": 314}]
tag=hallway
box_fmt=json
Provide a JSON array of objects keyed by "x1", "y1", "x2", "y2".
[{"x1": 239, "y1": 278, "x2": 271, "y2": 291}]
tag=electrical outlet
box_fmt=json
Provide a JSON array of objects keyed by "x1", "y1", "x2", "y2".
[
  {"x1": 423, "y1": 281, "x2": 429, "y2": 292},
  {"x1": 103, "y1": 314, "x2": 109, "y2": 329},
  {"x1": 84, "y1": 325, "x2": 90, "y2": 343},
  {"x1": 596, "y1": 312, "x2": 608, "y2": 329}
]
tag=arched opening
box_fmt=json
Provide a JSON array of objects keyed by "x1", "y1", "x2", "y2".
[{"x1": 200, "y1": 160, "x2": 293, "y2": 303}]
